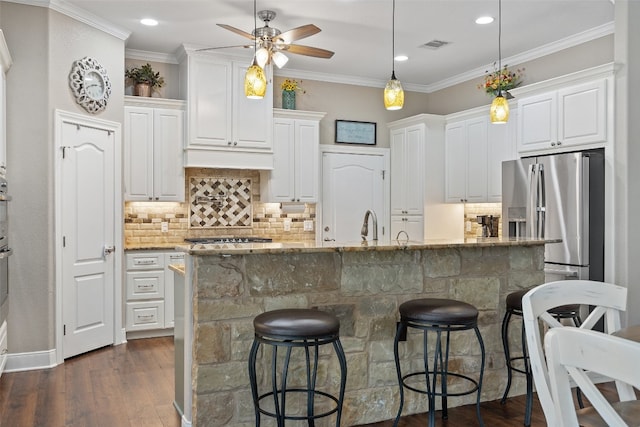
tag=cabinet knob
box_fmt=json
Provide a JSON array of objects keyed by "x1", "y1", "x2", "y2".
[
  {"x1": 551, "y1": 142, "x2": 556, "y2": 146},
  {"x1": 148, "y1": 197, "x2": 153, "y2": 201},
  {"x1": 155, "y1": 197, "x2": 159, "y2": 200},
  {"x1": 557, "y1": 141, "x2": 562, "y2": 146},
  {"x1": 291, "y1": 198, "x2": 295, "y2": 202},
  {"x1": 233, "y1": 141, "x2": 238, "y2": 146},
  {"x1": 296, "y1": 198, "x2": 300, "y2": 202},
  {"x1": 228, "y1": 141, "x2": 232, "y2": 146}
]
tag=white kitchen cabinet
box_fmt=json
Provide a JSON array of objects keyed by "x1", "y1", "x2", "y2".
[
  {"x1": 445, "y1": 111, "x2": 518, "y2": 204},
  {"x1": 518, "y1": 78, "x2": 607, "y2": 154},
  {"x1": 445, "y1": 117, "x2": 488, "y2": 203},
  {"x1": 261, "y1": 109, "x2": 326, "y2": 203},
  {"x1": 388, "y1": 114, "x2": 458, "y2": 240},
  {"x1": 180, "y1": 51, "x2": 273, "y2": 169},
  {"x1": 124, "y1": 98, "x2": 185, "y2": 202},
  {"x1": 125, "y1": 251, "x2": 184, "y2": 334}
]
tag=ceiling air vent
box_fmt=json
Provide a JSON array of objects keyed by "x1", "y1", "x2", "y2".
[{"x1": 420, "y1": 40, "x2": 450, "y2": 50}]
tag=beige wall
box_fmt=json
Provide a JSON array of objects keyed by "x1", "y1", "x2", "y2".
[
  {"x1": 1, "y1": 2, "x2": 124, "y2": 353},
  {"x1": 124, "y1": 59, "x2": 180, "y2": 99}
]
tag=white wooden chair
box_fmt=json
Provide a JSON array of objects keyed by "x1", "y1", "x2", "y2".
[
  {"x1": 545, "y1": 327, "x2": 640, "y2": 426},
  {"x1": 521, "y1": 280, "x2": 636, "y2": 425}
]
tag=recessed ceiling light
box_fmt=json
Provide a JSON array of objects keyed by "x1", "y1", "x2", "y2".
[
  {"x1": 394, "y1": 55, "x2": 409, "y2": 62},
  {"x1": 475, "y1": 16, "x2": 494, "y2": 24},
  {"x1": 140, "y1": 18, "x2": 158, "y2": 26}
]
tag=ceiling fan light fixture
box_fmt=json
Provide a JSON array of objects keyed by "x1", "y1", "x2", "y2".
[
  {"x1": 272, "y1": 51, "x2": 289, "y2": 68},
  {"x1": 490, "y1": 93, "x2": 509, "y2": 123},
  {"x1": 256, "y1": 47, "x2": 270, "y2": 68}
]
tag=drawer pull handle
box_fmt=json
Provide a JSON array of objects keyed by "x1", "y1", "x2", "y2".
[
  {"x1": 137, "y1": 314, "x2": 155, "y2": 320},
  {"x1": 137, "y1": 284, "x2": 154, "y2": 289},
  {"x1": 135, "y1": 259, "x2": 156, "y2": 265}
]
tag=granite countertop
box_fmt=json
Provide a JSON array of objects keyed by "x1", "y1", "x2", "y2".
[
  {"x1": 179, "y1": 237, "x2": 561, "y2": 256},
  {"x1": 168, "y1": 263, "x2": 185, "y2": 275},
  {"x1": 124, "y1": 242, "x2": 184, "y2": 251}
]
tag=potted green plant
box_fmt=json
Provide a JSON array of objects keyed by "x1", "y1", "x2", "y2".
[{"x1": 125, "y1": 63, "x2": 165, "y2": 97}]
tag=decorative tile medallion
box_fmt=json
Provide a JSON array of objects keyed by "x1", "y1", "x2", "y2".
[{"x1": 190, "y1": 177, "x2": 252, "y2": 228}]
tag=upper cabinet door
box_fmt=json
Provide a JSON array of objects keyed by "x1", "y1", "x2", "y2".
[
  {"x1": 153, "y1": 109, "x2": 185, "y2": 201},
  {"x1": 188, "y1": 56, "x2": 232, "y2": 147},
  {"x1": 445, "y1": 122, "x2": 467, "y2": 203},
  {"x1": 404, "y1": 125, "x2": 425, "y2": 215},
  {"x1": 295, "y1": 120, "x2": 319, "y2": 202},
  {"x1": 390, "y1": 128, "x2": 406, "y2": 216},
  {"x1": 518, "y1": 91, "x2": 558, "y2": 153},
  {"x1": 558, "y1": 79, "x2": 607, "y2": 148},
  {"x1": 487, "y1": 110, "x2": 517, "y2": 202},
  {"x1": 464, "y1": 117, "x2": 488, "y2": 203},
  {"x1": 232, "y1": 62, "x2": 273, "y2": 150},
  {"x1": 268, "y1": 118, "x2": 296, "y2": 201},
  {"x1": 124, "y1": 106, "x2": 154, "y2": 201}
]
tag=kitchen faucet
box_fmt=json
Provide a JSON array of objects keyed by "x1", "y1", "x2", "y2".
[{"x1": 361, "y1": 209, "x2": 378, "y2": 241}]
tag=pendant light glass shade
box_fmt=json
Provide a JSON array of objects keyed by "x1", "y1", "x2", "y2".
[
  {"x1": 244, "y1": 58, "x2": 266, "y2": 99},
  {"x1": 384, "y1": 72, "x2": 404, "y2": 110},
  {"x1": 490, "y1": 93, "x2": 509, "y2": 123},
  {"x1": 490, "y1": 0, "x2": 509, "y2": 123},
  {"x1": 384, "y1": 0, "x2": 404, "y2": 110}
]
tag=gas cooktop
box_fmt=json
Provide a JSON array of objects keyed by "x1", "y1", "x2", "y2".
[{"x1": 184, "y1": 237, "x2": 273, "y2": 244}]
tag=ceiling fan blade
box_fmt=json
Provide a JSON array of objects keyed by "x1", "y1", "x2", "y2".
[
  {"x1": 285, "y1": 44, "x2": 335, "y2": 59},
  {"x1": 276, "y1": 24, "x2": 321, "y2": 44},
  {"x1": 217, "y1": 23, "x2": 255, "y2": 40},
  {"x1": 196, "y1": 45, "x2": 253, "y2": 52}
]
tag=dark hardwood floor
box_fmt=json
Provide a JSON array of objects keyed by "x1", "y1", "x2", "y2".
[{"x1": 0, "y1": 337, "x2": 620, "y2": 426}]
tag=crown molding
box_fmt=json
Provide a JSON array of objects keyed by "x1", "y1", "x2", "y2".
[
  {"x1": 125, "y1": 49, "x2": 179, "y2": 65},
  {"x1": 3, "y1": 0, "x2": 130, "y2": 41},
  {"x1": 427, "y1": 21, "x2": 614, "y2": 93}
]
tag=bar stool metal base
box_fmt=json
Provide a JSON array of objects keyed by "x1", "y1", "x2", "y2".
[
  {"x1": 393, "y1": 299, "x2": 485, "y2": 427},
  {"x1": 248, "y1": 309, "x2": 347, "y2": 427}
]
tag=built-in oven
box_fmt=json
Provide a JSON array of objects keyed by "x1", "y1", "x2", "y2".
[{"x1": 0, "y1": 177, "x2": 11, "y2": 322}]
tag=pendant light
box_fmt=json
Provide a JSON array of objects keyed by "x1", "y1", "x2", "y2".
[
  {"x1": 384, "y1": 0, "x2": 404, "y2": 110},
  {"x1": 490, "y1": 0, "x2": 509, "y2": 123},
  {"x1": 244, "y1": 0, "x2": 267, "y2": 99}
]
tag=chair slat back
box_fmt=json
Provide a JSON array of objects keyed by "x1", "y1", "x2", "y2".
[
  {"x1": 545, "y1": 328, "x2": 640, "y2": 427},
  {"x1": 521, "y1": 280, "x2": 629, "y2": 425}
]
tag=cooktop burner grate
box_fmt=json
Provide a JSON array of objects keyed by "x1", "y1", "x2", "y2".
[{"x1": 184, "y1": 237, "x2": 273, "y2": 244}]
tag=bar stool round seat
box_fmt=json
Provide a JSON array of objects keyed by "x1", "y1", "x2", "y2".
[
  {"x1": 248, "y1": 308, "x2": 347, "y2": 427},
  {"x1": 501, "y1": 288, "x2": 581, "y2": 427},
  {"x1": 394, "y1": 298, "x2": 485, "y2": 427}
]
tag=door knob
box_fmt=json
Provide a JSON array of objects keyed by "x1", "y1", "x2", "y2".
[{"x1": 103, "y1": 245, "x2": 115, "y2": 256}]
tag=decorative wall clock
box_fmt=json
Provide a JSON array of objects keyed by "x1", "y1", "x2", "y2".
[{"x1": 69, "y1": 57, "x2": 111, "y2": 114}]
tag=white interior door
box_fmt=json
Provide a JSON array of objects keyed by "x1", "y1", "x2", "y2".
[
  {"x1": 60, "y1": 120, "x2": 116, "y2": 359},
  {"x1": 322, "y1": 152, "x2": 385, "y2": 242}
]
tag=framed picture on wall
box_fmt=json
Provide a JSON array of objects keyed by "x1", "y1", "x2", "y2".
[{"x1": 335, "y1": 120, "x2": 377, "y2": 145}]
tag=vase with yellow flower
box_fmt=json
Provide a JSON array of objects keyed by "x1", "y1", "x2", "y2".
[
  {"x1": 478, "y1": 64, "x2": 524, "y2": 99},
  {"x1": 281, "y1": 79, "x2": 305, "y2": 110}
]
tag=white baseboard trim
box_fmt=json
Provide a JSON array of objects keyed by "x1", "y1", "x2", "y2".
[{"x1": 5, "y1": 349, "x2": 58, "y2": 372}]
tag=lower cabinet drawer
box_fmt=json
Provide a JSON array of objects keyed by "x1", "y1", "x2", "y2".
[
  {"x1": 126, "y1": 271, "x2": 165, "y2": 300},
  {"x1": 126, "y1": 301, "x2": 165, "y2": 331}
]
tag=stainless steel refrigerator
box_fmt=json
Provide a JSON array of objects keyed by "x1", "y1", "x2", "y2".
[{"x1": 502, "y1": 149, "x2": 604, "y2": 282}]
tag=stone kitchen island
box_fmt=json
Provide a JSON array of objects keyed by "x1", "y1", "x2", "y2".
[{"x1": 174, "y1": 238, "x2": 555, "y2": 427}]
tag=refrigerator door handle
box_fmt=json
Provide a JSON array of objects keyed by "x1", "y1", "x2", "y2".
[
  {"x1": 528, "y1": 163, "x2": 537, "y2": 238},
  {"x1": 537, "y1": 163, "x2": 546, "y2": 238}
]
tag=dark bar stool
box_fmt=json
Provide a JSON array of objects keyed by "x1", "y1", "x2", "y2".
[
  {"x1": 501, "y1": 288, "x2": 582, "y2": 427},
  {"x1": 248, "y1": 308, "x2": 347, "y2": 427},
  {"x1": 393, "y1": 298, "x2": 485, "y2": 427}
]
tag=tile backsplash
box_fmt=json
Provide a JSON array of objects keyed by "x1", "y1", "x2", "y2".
[
  {"x1": 124, "y1": 168, "x2": 316, "y2": 246},
  {"x1": 464, "y1": 203, "x2": 502, "y2": 238}
]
